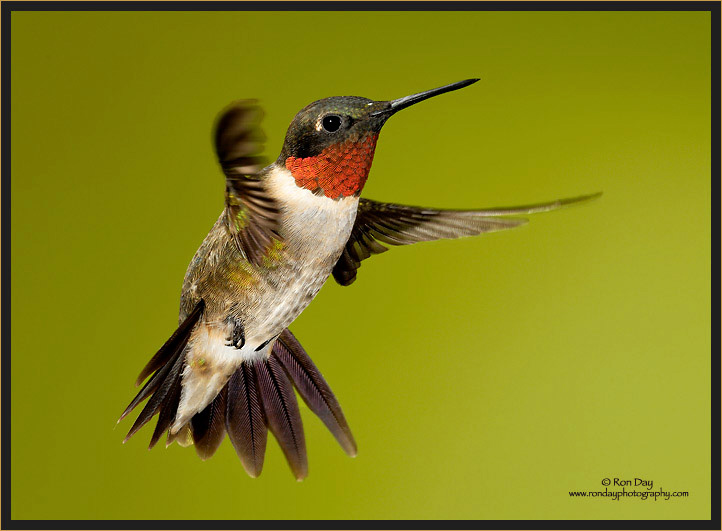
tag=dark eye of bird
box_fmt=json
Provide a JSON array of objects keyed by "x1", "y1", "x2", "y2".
[{"x1": 322, "y1": 115, "x2": 342, "y2": 133}]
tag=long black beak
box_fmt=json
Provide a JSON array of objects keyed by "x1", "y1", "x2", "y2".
[{"x1": 371, "y1": 78, "x2": 480, "y2": 117}]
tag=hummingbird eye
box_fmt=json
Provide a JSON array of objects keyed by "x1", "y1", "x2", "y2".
[{"x1": 321, "y1": 114, "x2": 342, "y2": 133}]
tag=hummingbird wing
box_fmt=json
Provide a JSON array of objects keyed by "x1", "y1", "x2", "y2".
[
  {"x1": 214, "y1": 100, "x2": 281, "y2": 266},
  {"x1": 332, "y1": 192, "x2": 601, "y2": 286}
]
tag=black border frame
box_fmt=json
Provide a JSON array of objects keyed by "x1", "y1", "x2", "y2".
[{"x1": 1, "y1": 1, "x2": 719, "y2": 529}]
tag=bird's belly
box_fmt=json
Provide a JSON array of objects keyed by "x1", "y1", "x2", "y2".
[
  {"x1": 251, "y1": 259, "x2": 333, "y2": 338},
  {"x1": 182, "y1": 166, "x2": 359, "y2": 357}
]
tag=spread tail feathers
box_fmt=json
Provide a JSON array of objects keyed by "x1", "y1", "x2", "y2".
[
  {"x1": 118, "y1": 300, "x2": 205, "y2": 445},
  {"x1": 273, "y1": 329, "x2": 357, "y2": 457},
  {"x1": 120, "y1": 321, "x2": 355, "y2": 480}
]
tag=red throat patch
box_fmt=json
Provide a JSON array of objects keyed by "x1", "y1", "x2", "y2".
[{"x1": 285, "y1": 134, "x2": 379, "y2": 199}]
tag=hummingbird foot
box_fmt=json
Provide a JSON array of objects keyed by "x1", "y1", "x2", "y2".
[{"x1": 225, "y1": 316, "x2": 245, "y2": 349}]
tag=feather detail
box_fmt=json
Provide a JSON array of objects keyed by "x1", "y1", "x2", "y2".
[
  {"x1": 119, "y1": 300, "x2": 204, "y2": 422},
  {"x1": 215, "y1": 100, "x2": 282, "y2": 266},
  {"x1": 333, "y1": 193, "x2": 602, "y2": 285},
  {"x1": 134, "y1": 300, "x2": 205, "y2": 387},
  {"x1": 148, "y1": 355, "x2": 184, "y2": 449},
  {"x1": 191, "y1": 387, "x2": 228, "y2": 460},
  {"x1": 120, "y1": 300, "x2": 204, "y2": 445},
  {"x1": 122, "y1": 347, "x2": 186, "y2": 443},
  {"x1": 273, "y1": 330, "x2": 356, "y2": 457},
  {"x1": 226, "y1": 361, "x2": 268, "y2": 477},
  {"x1": 255, "y1": 356, "x2": 308, "y2": 480}
]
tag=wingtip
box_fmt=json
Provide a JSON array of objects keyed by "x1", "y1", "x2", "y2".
[
  {"x1": 550, "y1": 191, "x2": 603, "y2": 211},
  {"x1": 567, "y1": 191, "x2": 603, "y2": 204}
]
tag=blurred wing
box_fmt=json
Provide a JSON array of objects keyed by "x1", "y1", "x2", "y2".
[
  {"x1": 215, "y1": 100, "x2": 280, "y2": 266},
  {"x1": 332, "y1": 193, "x2": 601, "y2": 286}
]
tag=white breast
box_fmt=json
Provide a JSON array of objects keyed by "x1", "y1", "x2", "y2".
[
  {"x1": 265, "y1": 165, "x2": 359, "y2": 253},
  {"x1": 248, "y1": 165, "x2": 359, "y2": 339}
]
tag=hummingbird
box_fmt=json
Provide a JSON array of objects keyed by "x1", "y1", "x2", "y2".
[{"x1": 119, "y1": 79, "x2": 599, "y2": 480}]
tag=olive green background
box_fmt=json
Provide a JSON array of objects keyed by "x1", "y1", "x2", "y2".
[{"x1": 10, "y1": 10, "x2": 711, "y2": 521}]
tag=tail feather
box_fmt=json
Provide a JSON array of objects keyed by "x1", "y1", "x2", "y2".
[
  {"x1": 255, "y1": 356, "x2": 308, "y2": 480},
  {"x1": 123, "y1": 348, "x2": 186, "y2": 443},
  {"x1": 135, "y1": 300, "x2": 205, "y2": 386},
  {"x1": 119, "y1": 356, "x2": 172, "y2": 423},
  {"x1": 226, "y1": 361, "x2": 268, "y2": 477},
  {"x1": 273, "y1": 330, "x2": 357, "y2": 457},
  {"x1": 119, "y1": 300, "x2": 204, "y2": 440},
  {"x1": 148, "y1": 352, "x2": 185, "y2": 449},
  {"x1": 121, "y1": 317, "x2": 355, "y2": 480},
  {"x1": 191, "y1": 387, "x2": 228, "y2": 460}
]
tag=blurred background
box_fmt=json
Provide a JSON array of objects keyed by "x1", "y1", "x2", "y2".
[{"x1": 10, "y1": 10, "x2": 710, "y2": 520}]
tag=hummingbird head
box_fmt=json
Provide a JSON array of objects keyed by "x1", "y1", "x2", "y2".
[{"x1": 278, "y1": 79, "x2": 479, "y2": 199}]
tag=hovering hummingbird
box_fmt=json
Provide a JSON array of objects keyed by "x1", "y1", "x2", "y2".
[{"x1": 119, "y1": 79, "x2": 599, "y2": 480}]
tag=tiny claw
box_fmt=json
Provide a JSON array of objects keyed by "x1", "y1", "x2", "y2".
[{"x1": 225, "y1": 315, "x2": 245, "y2": 349}]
